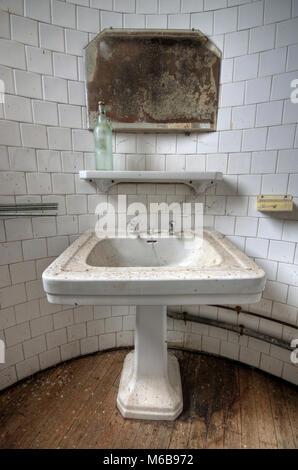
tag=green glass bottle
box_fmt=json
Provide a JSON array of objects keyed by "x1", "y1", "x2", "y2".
[{"x1": 93, "y1": 101, "x2": 113, "y2": 170}]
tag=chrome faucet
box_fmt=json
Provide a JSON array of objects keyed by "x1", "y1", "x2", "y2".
[{"x1": 169, "y1": 220, "x2": 174, "y2": 235}]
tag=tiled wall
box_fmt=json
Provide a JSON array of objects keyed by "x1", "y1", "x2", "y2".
[{"x1": 0, "y1": 0, "x2": 297, "y2": 389}]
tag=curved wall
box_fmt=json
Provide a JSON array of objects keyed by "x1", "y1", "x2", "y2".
[{"x1": 0, "y1": 0, "x2": 297, "y2": 389}]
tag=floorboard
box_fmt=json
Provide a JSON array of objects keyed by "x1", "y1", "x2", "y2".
[{"x1": 0, "y1": 349, "x2": 297, "y2": 449}]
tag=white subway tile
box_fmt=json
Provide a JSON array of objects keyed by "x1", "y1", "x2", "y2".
[
  {"x1": 21, "y1": 124, "x2": 47, "y2": 149},
  {"x1": 25, "y1": 0, "x2": 51, "y2": 22},
  {"x1": 177, "y1": 134, "x2": 197, "y2": 154},
  {"x1": 47, "y1": 127, "x2": 71, "y2": 150},
  {"x1": 65, "y1": 29, "x2": 88, "y2": 56},
  {"x1": 256, "y1": 101, "x2": 283, "y2": 127},
  {"x1": 220, "y1": 82, "x2": 245, "y2": 106},
  {"x1": 226, "y1": 196, "x2": 248, "y2": 215},
  {"x1": 235, "y1": 216, "x2": 258, "y2": 236},
  {"x1": 8, "y1": 147, "x2": 36, "y2": 171},
  {"x1": 214, "y1": 7, "x2": 237, "y2": 34},
  {"x1": 22, "y1": 238, "x2": 47, "y2": 260},
  {"x1": 277, "y1": 149, "x2": 298, "y2": 173},
  {"x1": 287, "y1": 44, "x2": 298, "y2": 72},
  {"x1": 234, "y1": 54, "x2": 259, "y2": 81},
  {"x1": 0, "y1": 38, "x2": 26, "y2": 69},
  {"x1": 0, "y1": 65, "x2": 15, "y2": 94},
  {"x1": 245, "y1": 77, "x2": 271, "y2": 105},
  {"x1": 224, "y1": 30, "x2": 249, "y2": 58},
  {"x1": 5, "y1": 322, "x2": 31, "y2": 347},
  {"x1": 33, "y1": 100, "x2": 58, "y2": 126},
  {"x1": 57, "y1": 215, "x2": 78, "y2": 235},
  {"x1": 190, "y1": 11, "x2": 213, "y2": 35},
  {"x1": 261, "y1": 173, "x2": 288, "y2": 194},
  {"x1": 77, "y1": 6, "x2": 99, "y2": 33},
  {"x1": 53, "y1": 53, "x2": 77, "y2": 80},
  {"x1": 258, "y1": 217, "x2": 283, "y2": 239},
  {"x1": 4, "y1": 95, "x2": 32, "y2": 123},
  {"x1": 271, "y1": 71, "x2": 298, "y2": 100},
  {"x1": 206, "y1": 153, "x2": 227, "y2": 172},
  {"x1": 47, "y1": 235, "x2": 68, "y2": 257},
  {"x1": 288, "y1": 174, "x2": 298, "y2": 196},
  {"x1": 26, "y1": 172, "x2": 52, "y2": 194},
  {"x1": 10, "y1": 261, "x2": 36, "y2": 284},
  {"x1": 217, "y1": 108, "x2": 231, "y2": 130},
  {"x1": 259, "y1": 48, "x2": 287, "y2": 77},
  {"x1": 168, "y1": 14, "x2": 190, "y2": 29},
  {"x1": 0, "y1": 241, "x2": 23, "y2": 265},
  {"x1": 32, "y1": 217, "x2": 56, "y2": 238},
  {"x1": 238, "y1": 1, "x2": 263, "y2": 30},
  {"x1": 37, "y1": 150, "x2": 61, "y2": 172},
  {"x1": 39, "y1": 23, "x2": 65, "y2": 53},
  {"x1": 58, "y1": 104, "x2": 82, "y2": 128},
  {"x1": 277, "y1": 263, "x2": 298, "y2": 287},
  {"x1": 232, "y1": 105, "x2": 255, "y2": 129},
  {"x1": 269, "y1": 240, "x2": 295, "y2": 263},
  {"x1": 66, "y1": 195, "x2": 87, "y2": 214},
  {"x1": 159, "y1": 0, "x2": 179, "y2": 13},
  {"x1": 220, "y1": 58, "x2": 233, "y2": 83},
  {"x1": 43, "y1": 76, "x2": 68, "y2": 103},
  {"x1": 264, "y1": 0, "x2": 291, "y2": 24},
  {"x1": 251, "y1": 150, "x2": 277, "y2": 173},
  {"x1": 52, "y1": 0, "x2": 76, "y2": 28},
  {"x1": 242, "y1": 128, "x2": 267, "y2": 151},
  {"x1": 52, "y1": 174, "x2": 74, "y2": 194},
  {"x1": 0, "y1": 171, "x2": 25, "y2": 196},
  {"x1": 61, "y1": 151, "x2": 84, "y2": 172},
  {"x1": 276, "y1": 18, "x2": 298, "y2": 47},
  {"x1": 136, "y1": 0, "x2": 158, "y2": 14},
  {"x1": 267, "y1": 125, "x2": 295, "y2": 150},
  {"x1": 181, "y1": 0, "x2": 203, "y2": 12},
  {"x1": 124, "y1": 13, "x2": 145, "y2": 27},
  {"x1": 136, "y1": 134, "x2": 156, "y2": 154},
  {"x1": 116, "y1": 133, "x2": 136, "y2": 153},
  {"x1": 219, "y1": 130, "x2": 241, "y2": 153},
  {"x1": 288, "y1": 286, "x2": 298, "y2": 307},
  {"x1": 214, "y1": 215, "x2": 235, "y2": 235},
  {"x1": 114, "y1": 0, "x2": 135, "y2": 12},
  {"x1": 228, "y1": 153, "x2": 251, "y2": 174},
  {"x1": 23, "y1": 335, "x2": 46, "y2": 358},
  {"x1": 11, "y1": 15, "x2": 38, "y2": 46},
  {"x1": 238, "y1": 174, "x2": 261, "y2": 195},
  {"x1": 249, "y1": 24, "x2": 275, "y2": 53},
  {"x1": 26, "y1": 46, "x2": 52, "y2": 75},
  {"x1": 90, "y1": 0, "x2": 112, "y2": 9},
  {"x1": 68, "y1": 81, "x2": 85, "y2": 107},
  {"x1": 283, "y1": 100, "x2": 298, "y2": 125},
  {"x1": 0, "y1": 10, "x2": 10, "y2": 39},
  {"x1": 15, "y1": 70, "x2": 42, "y2": 99}
]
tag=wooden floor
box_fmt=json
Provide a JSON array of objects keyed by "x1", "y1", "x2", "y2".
[{"x1": 0, "y1": 348, "x2": 297, "y2": 449}]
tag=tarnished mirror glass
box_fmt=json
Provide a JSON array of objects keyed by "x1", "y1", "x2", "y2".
[{"x1": 85, "y1": 29, "x2": 221, "y2": 133}]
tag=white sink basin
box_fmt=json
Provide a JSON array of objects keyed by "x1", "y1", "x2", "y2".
[
  {"x1": 42, "y1": 229, "x2": 265, "y2": 422},
  {"x1": 43, "y1": 229, "x2": 265, "y2": 306}
]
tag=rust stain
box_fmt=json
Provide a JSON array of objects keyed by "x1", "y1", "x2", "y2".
[{"x1": 85, "y1": 30, "x2": 221, "y2": 130}]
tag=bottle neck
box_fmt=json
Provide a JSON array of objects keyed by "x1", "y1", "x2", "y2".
[{"x1": 98, "y1": 103, "x2": 107, "y2": 122}]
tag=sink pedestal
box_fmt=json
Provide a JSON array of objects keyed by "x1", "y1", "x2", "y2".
[{"x1": 117, "y1": 306, "x2": 183, "y2": 420}]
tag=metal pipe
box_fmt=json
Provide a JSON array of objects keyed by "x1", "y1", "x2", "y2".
[{"x1": 167, "y1": 310, "x2": 292, "y2": 351}]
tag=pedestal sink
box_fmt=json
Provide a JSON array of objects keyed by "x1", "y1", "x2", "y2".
[{"x1": 42, "y1": 229, "x2": 266, "y2": 420}]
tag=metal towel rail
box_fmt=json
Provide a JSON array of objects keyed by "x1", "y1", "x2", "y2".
[{"x1": 0, "y1": 203, "x2": 58, "y2": 217}]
